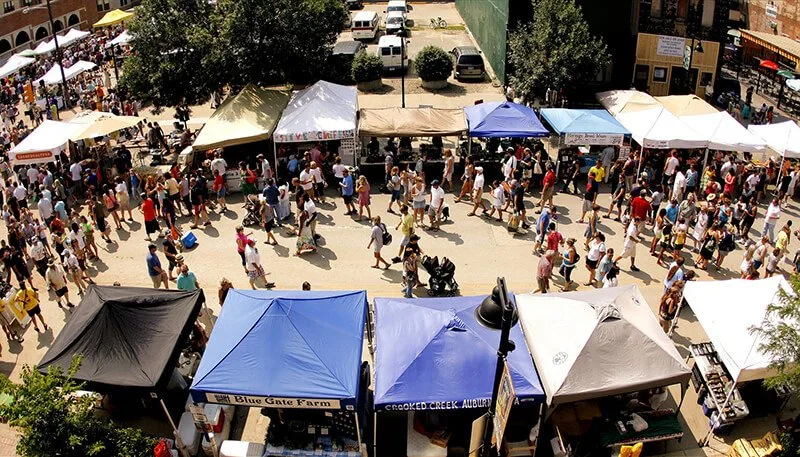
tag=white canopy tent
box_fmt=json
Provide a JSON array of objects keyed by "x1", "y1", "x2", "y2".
[
  {"x1": 67, "y1": 110, "x2": 143, "y2": 140},
  {"x1": 516, "y1": 286, "x2": 691, "y2": 405},
  {"x1": 748, "y1": 121, "x2": 800, "y2": 158},
  {"x1": 36, "y1": 61, "x2": 96, "y2": 86},
  {"x1": 273, "y1": 81, "x2": 358, "y2": 143},
  {"x1": 33, "y1": 29, "x2": 90, "y2": 55},
  {"x1": 32, "y1": 39, "x2": 54, "y2": 55},
  {"x1": 0, "y1": 53, "x2": 35, "y2": 79},
  {"x1": 682, "y1": 276, "x2": 791, "y2": 383},
  {"x1": 679, "y1": 112, "x2": 766, "y2": 153},
  {"x1": 597, "y1": 90, "x2": 707, "y2": 149},
  {"x1": 7, "y1": 120, "x2": 85, "y2": 165},
  {"x1": 109, "y1": 30, "x2": 133, "y2": 47}
]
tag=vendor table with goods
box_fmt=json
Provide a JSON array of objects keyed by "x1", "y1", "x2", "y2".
[{"x1": 689, "y1": 343, "x2": 749, "y2": 433}]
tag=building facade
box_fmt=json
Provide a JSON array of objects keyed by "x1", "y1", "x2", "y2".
[{"x1": 746, "y1": 0, "x2": 800, "y2": 39}]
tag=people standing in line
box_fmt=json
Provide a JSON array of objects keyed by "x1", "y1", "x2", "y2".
[
  {"x1": 368, "y1": 216, "x2": 391, "y2": 270},
  {"x1": 45, "y1": 259, "x2": 74, "y2": 309},
  {"x1": 146, "y1": 243, "x2": 169, "y2": 289}
]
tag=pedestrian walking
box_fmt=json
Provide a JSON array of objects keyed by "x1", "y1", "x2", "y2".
[
  {"x1": 387, "y1": 167, "x2": 402, "y2": 214},
  {"x1": 583, "y1": 204, "x2": 600, "y2": 250},
  {"x1": 716, "y1": 224, "x2": 735, "y2": 269},
  {"x1": 538, "y1": 165, "x2": 556, "y2": 212},
  {"x1": 442, "y1": 149, "x2": 454, "y2": 191},
  {"x1": 146, "y1": 243, "x2": 169, "y2": 289},
  {"x1": 368, "y1": 216, "x2": 391, "y2": 269},
  {"x1": 212, "y1": 169, "x2": 228, "y2": 213},
  {"x1": 658, "y1": 281, "x2": 684, "y2": 333},
  {"x1": 162, "y1": 237, "x2": 180, "y2": 281},
  {"x1": 585, "y1": 233, "x2": 606, "y2": 286},
  {"x1": 340, "y1": 168, "x2": 357, "y2": 215},
  {"x1": 45, "y1": 259, "x2": 74, "y2": 309},
  {"x1": 467, "y1": 167, "x2": 487, "y2": 216},
  {"x1": 189, "y1": 178, "x2": 212, "y2": 229},
  {"x1": 615, "y1": 217, "x2": 642, "y2": 272},
  {"x1": 140, "y1": 193, "x2": 159, "y2": 241},
  {"x1": 295, "y1": 195, "x2": 317, "y2": 256},
  {"x1": 13, "y1": 283, "x2": 47, "y2": 333},
  {"x1": 261, "y1": 201, "x2": 278, "y2": 245},
  {"x1": 177, "y1": 264, "x2": 199, "y2": 291},
  {"x1": 596, "y1": 248, "x2": 615, "y2": 284},
  {"x1": 411, "y1": 177, "x2": 427, "y2": 227},
  {"x1": 356, "y1": 175, "x2": 372, "y2": 222},
  {"x1": 486, "y1": 180, "x2": 507, "y2": 222},
  {"x1": 696, "y1": 222, "x2": 720, "y2": 270},
  {"x1": 245, "y1": 238, "x2": 274, "y2": 288},
  {"x1": 559, "y1": 238, "x2": 578, "y2": 291},
  {"x1": 428, "y1": 180, "x2": 445, "y2": 231},
  {"x1": 535, "y1": 250, "x2": 555, "y2": 293},
  {"x1": 455, "y1": 156, "x2": 474, "y2": 202},
  {"x1": 394, "y1": 204, "x2": 414, "y2": 263}
]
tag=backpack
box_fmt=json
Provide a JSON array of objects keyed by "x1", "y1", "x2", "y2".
[{"x1": 380, "y1": 223, "x2": 392, "y2": 246}]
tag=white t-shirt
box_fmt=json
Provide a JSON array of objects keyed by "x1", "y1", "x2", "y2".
[
  {"x1": 746, "y1": 173, "x2": 760, "y2": 188},
  {"x1": 210, "y1": 158, "x2": 227, "y2": 176},
  {"x1": 588, "y1": 240, "x2": 606, "y2": 261},
  {"x1": 492, "y1": 186, "x2": 505, "y2": 207},
  {"x1": 430, "y1": 186, "x2": 445, "y2": 209},
  {"x1": 13, "y1": 185, "x2": 26, "y2": 201},
  {"x1": 333, "y1": 164, "x2": 346, "y2": 179},
  {"x1": 26, "y1": 167, "x2": 38, "y2": 184},
  {"x1": 624, "y1": 222, "x2": 638, "y2": 248},
  {"x1": 260, "y1": 159, "x2": 271, "y2": 177},
  {"x1": 299, "y1": 170, "x2": 314, "y2": 190},
  {"x1": 720, "y1": 161, "x2": 733, "y2": 178},
  {"x1": 311, "y1": 168, "x2": 323, "y2": 185},
  {"x1": 30, "y1": 242, "x2": 46, "y2": 261},
  {"x1": 304, "y1": 199, "x2": 316, "y2": 217},
  {"x1": 115, "y1": 181, "x2": 129, "y2": 195},
  {"x1": 766, "y1": 202, "x2": 781, "y2": 223},
  {"x1": 665, "y1": 156, "x2": 679, "y2": 175},
  {"x1": 46, "y1": 264, "x2": 68, "y2": 289},
  {"x1": 473, "y1": 174, "x2": 485, "y2": 192},
  {"x1": 37, "y1": 198, "x2": 53, "y2": 220},
  {"x1": 70, "y1": 163, "x2": 82, "y2": 182},
  {"x1": 371, "y1": 225, "x2": 383, "y2": 248},
  {"x1": 673, "y1": 171, "x2": 686, "y2": 194},
  {"x1": 244, "y1": 245, "x2": 260, "y2": 272},
  {"x1": 503, "y1": 156, "x2": 517, "y2": 179}
]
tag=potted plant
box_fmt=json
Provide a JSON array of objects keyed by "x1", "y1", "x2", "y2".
[
  {"x1": 415, "y1": 45, "x2": 453, "y2": 89},
  {"x1": 352, "y1": 51, "x2": 383, "y2": 91}
]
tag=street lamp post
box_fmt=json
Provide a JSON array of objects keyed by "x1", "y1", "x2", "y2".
[
  {"x1": 24, "y1": 0, "x2": 71, "y2": 109},
  {"x1": 475, "y1": 278, "x2": 516, "y2": 457},
  {"x1": 401, "y1": 36, "x2": 406, "y2": 108},
  {"x1": 684, "y1": 37, "x2": 704, "y2": 95}
]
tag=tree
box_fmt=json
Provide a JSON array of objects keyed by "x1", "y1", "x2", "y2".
[
  {"x1": 752, "y1": 274, "x2": 800, "y2": 393},
  {"x1": 351, "y1": 51, "x2": 383, "y2": 83},
  {"x1": 415, "y1": 46, "x2": 453, "y2": 82},
  {"x1": 119, "y1": 0, "x2": 220, "y2": 108},
  {"x1": 0, "y1": 357, "x2": 155, "y2": 457},
  {"x1": 507, "y1": 0, "x2": 610, "y2": 101}
]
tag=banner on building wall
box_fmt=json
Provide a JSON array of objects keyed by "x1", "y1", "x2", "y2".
[{"x1": 657, "y1": 35, "x2": 685, "y2": 58}]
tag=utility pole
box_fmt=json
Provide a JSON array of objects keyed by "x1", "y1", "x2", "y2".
[{"x1": 45, "y1": 0, "x2": 70, "y2": 108}]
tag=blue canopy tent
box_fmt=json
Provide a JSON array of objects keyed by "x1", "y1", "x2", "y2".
[
  {"x1": 539, "y1": 108, "x2": 630, "y2": 141},
  {"x1": 373, "y1": 295, "x2": 544, "y2": 454},
  {"x1": 191, "y1": 290, "x2": 368, "y2": 447},
  {"x1": 464, "y1": 101, "x2": 549, "y2": 138}
]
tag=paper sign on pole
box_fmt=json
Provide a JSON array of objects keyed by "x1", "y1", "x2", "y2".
[
  {"x1": 493, "y1": 363, "x2": 516, "y2": 449},
  {"x1": 469, "y1": 413, "x2": 488, "y2": 457},
  {"x1": 657, "y1": 35, "x2": 685, "y2": 57}
]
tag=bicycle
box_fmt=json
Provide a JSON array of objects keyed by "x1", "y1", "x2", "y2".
[{"x1": 429, "y1": 17, "x2": 447, "y2": 28}]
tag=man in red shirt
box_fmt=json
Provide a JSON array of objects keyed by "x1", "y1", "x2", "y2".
[
  {"x1": 139, "y1": 193, "x2": 159, "y2": 241},
  {"x1": 630, "y1": 189, "x2": 652, "y2": 228},
  {"x1": 538, "y1": 165, "x2": 556, "y2": 212}
]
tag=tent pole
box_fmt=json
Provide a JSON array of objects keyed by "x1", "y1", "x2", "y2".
[
  {"x1": 273, "y1": 140, "x2": 279, "y2": 184},
  {"x1": 776, "y1": 156, "x2": 786, "y2": 196},
  {"x1": 159, "y1": 398, "x2": 191, "y2": 457},
  {"x1": 354, "y1": 410, "x2": 363, "y2": 454},
  {"x1": 702, "y1": 148, "x2": 709, "y2": 176},
  {"x1": 373, "y1": 411, "x2": 378, "y2": 457}
]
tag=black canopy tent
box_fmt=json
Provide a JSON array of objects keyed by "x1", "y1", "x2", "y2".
[{"x1": 38, "y1": 285, "x2": 204, "y2": 391}]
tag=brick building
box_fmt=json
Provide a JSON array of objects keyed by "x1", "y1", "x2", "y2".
[{"x1": 746, "y1": 0, "x2": 800, "y2": 39}]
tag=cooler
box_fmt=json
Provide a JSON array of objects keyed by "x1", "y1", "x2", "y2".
[
  {"x1": 220, "y1": 441, "x2": 265, "y2": 457},
  {"x1": 181, "y1": 232, "x2": 197, "y2": 249},
  {"x1": 178, "y1": 412, "x2": 202, "y2": 456}
]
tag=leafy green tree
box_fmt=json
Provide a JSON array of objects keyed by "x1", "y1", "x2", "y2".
[
  {"x1": 215, "y1": 0, "x2": 347, "y2": 86},
  {"x1": 0, "y1": 357, "x2": 155, "y2": 457},
  {"x1": 119, "y1": 0, "x2": 220, "y2": 108},
  {"x1": 415, "y1": 46, "x2": 453, "y2": 82},
  {"x1": 507, "y1": 0, "x2": 610, "y2": 101},
  {"x1": 351, "y1": 51, "x2": 383, "y2": 83},
  {"x1": 752, "y1": 275, "x2": 800, "y2": 392}
]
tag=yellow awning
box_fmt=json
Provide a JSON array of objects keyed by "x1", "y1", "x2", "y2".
[
  {"x1": 740, "y1": 29, "x2": 800, "y2": 64},
  {"x1": 192, "y1": 84, "x2": 290, "y2": 150},
  {"x1": 93, "y1": 9, "x2": 135, "y2": 28},
  {"x1": 655, "y1": 95, "x2": 718, "y2": 117}
]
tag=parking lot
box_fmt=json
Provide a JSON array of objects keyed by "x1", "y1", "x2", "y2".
[{"x1": 339, "y1": 1, "x2": 502, "y2": 96}]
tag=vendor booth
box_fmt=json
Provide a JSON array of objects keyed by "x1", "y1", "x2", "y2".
[
  {"x1": 748, "y1": 120, "x2": 800, "y2": 158},
  {"x1": 192, "y1": 84, "x2": 290, "y2": 191},
  {"x1": 35, "y1": 61, "x2": 97, "y2": 86},
  {"x1": 681, "y1": 277, "x2": 792, "y2": 435},
  {"x1": 67, "y1": 110, "x2": 143, "y2": 140},
  {"x1": 190, "y1": 290, "x2": 369, "y2": 457},
  {"x1": 0, "y1": 53, "x2": 34, "y2": 79},
  {"x1": 463, "y1": 101, "x2": 550, "y2": 167},
  {"x1": 273, "y1": 80, "x2": 358, "y2": 168},
  {"x1": 7, "y1": 120, "x2": 85, "y2": 165},
  {"x1": 373, "y1": 295, "x2": 545, "y2": 457},
  {"x1": 357, "y1": 107, "x2": 467, "y2": 181},
  {"x1": 539, "y1": 108, "x2": 631, "y2": 179},
  {"x1": 93, "y1": 8, "x2": 135, "y2": 28},
  {"x1": 38, "y1": 285, "x2": 204, "y2": 390},
  {"x1": 516, "y1": 286, "x2": 691, "y2": 454}
]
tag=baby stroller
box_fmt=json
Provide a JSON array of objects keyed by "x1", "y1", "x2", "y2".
[
  {"x1": 422, "y1": 255, "x2": 458, "y2": 296},
  {"x1": 242, "y1": 195, "x2": 262, "y2": 227}
]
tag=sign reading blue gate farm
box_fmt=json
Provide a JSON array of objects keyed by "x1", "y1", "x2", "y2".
[
  {"x1": 564, "y1": 133, "x2": 623, "y2": 146},
  {"x1": 205, "y1": 393, "x2": 341, "y2": 409}
]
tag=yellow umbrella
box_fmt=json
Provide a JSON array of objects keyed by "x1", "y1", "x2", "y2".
[{"x1": 93, "y1": 9, "x2": 135, "y2": 28}]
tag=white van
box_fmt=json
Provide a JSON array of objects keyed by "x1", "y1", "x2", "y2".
[
  {"x1": 351, "y1": 11, "x2": 380, "y2": 41},
  {"x1": 385, "y1": 10, "x2": 406, "y2": 35},
  {"x1": 378, "y1": 35, "x2": 408, "y2": 72},
  {"x1": 386, "y1": 0, "x2": 408, "y2": 14}
]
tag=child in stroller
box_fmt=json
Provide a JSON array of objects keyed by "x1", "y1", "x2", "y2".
[
  {"x1": 242, "y1": 194, "x2": 262, "y2": 227},
  {"x1": 421, "y1": 255, "x2": 458, "y2": 296}
]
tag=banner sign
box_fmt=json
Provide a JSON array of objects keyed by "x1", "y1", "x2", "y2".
[
  {"x1": 643, "y1": 139, "x2": 670, "y2": 149},
  {"x1": 564, "y1": 133, "x2": 623, "y2": 146},
  {"x1": 379, "y1": 396, "x2": 534, "y2": 411},
  {"x1": 204, "y1": 393, "x2": 342, "y2": 410},
  {"x1": 339, "y1": 137, "x2": 357, "y2": 167},
  {"x1": 656, "y1": 35, "x2": 685, "y2": 57},
  {"x1": 273, "y1": 129, "x2": 355, "y2": 143},
  {"x1": 493, "y1": 363, "x2": 516, "y2": 449}
]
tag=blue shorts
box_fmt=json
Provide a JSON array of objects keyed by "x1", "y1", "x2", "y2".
[
  {"x1": 391, "y1": 190, "x2": 401, "y2": 202},
  {"x1": 218, "y1": 187, "x2": 227, "y2": 197}
]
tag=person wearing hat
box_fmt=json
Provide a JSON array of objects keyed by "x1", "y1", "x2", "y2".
[
  {"x1": 467, "y1": 167, "x2": 487, "y2": 216},
  {"x1": 428, "y1": 180, "x2": 445, "y2": 230},
  {"x1": 46, "y1": 259, "x2": 74, "y2": 309},
  {"x1": 146, "y1": 243, "x2": 169, "y2": 289}
]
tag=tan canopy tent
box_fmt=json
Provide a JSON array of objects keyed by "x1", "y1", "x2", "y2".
[
  {"x1": 655, "y1": 95, "x2": 719, "y2": 117},
  {"x1": 192, "y1": 84, "x2": 290, "y2": 151},
  {"x1": 358, "y1": 107, "x2": 467, "y2": 137}
]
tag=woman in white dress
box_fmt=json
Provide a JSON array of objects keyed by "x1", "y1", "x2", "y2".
[
  {"x1": 277, "y1": 185, "x2": 291, "y2": 221},
  {"x1": 691, "y1": 208, "x2": 710, "y2": 252}
]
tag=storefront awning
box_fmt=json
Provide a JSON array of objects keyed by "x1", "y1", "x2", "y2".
[
  {"x1": 741, "y1": 29, "x2": 800, "y2": 64},
  {"x1": 359, "y1": 107, "x2": 467, "y2": 137}
]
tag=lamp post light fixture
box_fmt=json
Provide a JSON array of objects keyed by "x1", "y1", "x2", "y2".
[
  {"x1": 684, "y1": 37, "x2": 704, "y2": 95},
  {"x1": 23, "y1": 0, "x2": 71, "y2": 109},
  {"x1": 475, "y1": 278, "x2": 517, "y2": 457}
]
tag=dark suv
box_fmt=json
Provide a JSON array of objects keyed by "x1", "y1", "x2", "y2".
[{"x1": 451, "y1": 46, "x2": 485, "y2": 81}]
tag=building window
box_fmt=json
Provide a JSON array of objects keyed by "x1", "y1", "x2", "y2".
[
  {"x1": 653, "y1": 67, "x2": 668, "y2": 82},
  {"x1": 121, "y1": 0, "x2": 128, "y2": 6},
  {"x1": 3, "y1": 0, "x2": 14, "y2": 14},
  {"x1": 96, "y1": 0, "x2": 109, "y2": 11}
]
